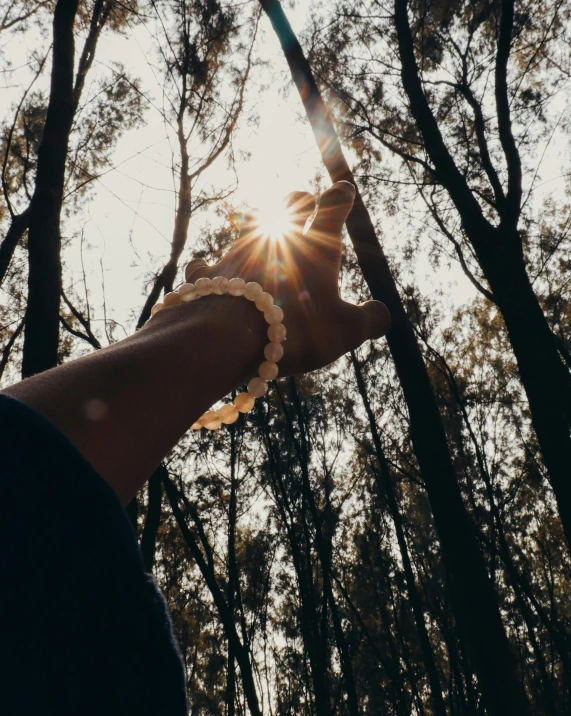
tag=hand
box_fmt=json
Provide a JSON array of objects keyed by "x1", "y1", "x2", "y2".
[{"x1": 184, "y1": 181, "x2": 390, "y2": 376}]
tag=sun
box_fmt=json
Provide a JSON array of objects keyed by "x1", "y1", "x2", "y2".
[{"x1": 253, "y1": 197, "x2": 297, "y2": 242}]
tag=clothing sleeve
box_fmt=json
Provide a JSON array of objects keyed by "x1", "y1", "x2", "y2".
[{"x1": 0, "y1": 395, "x2": 188, "y2": 716}]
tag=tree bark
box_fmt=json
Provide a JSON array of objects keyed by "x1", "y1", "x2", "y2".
[
  {"x1": 287, "y1": 381, "x2": 360, "y2": 716},
  {"x1": 22, "y1": 0, "x2": 80, "y2": 377},
  {"x1": 259, "y1": 1, "x2": 531, "y2": 714},
  {"x1": 478, "y1": 238, "x2": 571, "y2": 544},
  {"x1": 227, "y1": 426, "x2": 238, "y2": 716}
]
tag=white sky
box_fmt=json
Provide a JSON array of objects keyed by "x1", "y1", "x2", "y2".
[
  {"x1": 66, "y1": 3, "x2": 328, "y2": 338},
  {"x1": 1, "y1": 1, "x2": 569, "y2": 346}
]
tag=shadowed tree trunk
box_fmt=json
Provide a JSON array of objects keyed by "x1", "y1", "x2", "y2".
[
  {"x1": 21, "y1": 0, "x2": 80, "y2": 377},
  {"x1": 392, "y1": 0, "x2": 571, "y2": 550},
  {"x1": 351, "y1": 351, "x2": 447, "y2": 716},
  {"x1": 0, "y1": 1, "x2": 113, "y2": 293},
  {"x1": 259, "y1": 403, "x2": 333, "y2": 716},
  {"x1": 0, "y1": 208, "x2": 29, "y2": 287},
  {"x1": 227, "y1": 426, "x2": 238, "y2": 716},
  {"x1": 286, "y1": 380, "x2": 360, "y2": 716},
  {"x1": 137, "y1": 136, "x2": 192, "y2": 328},
  {"x1": 162, "y1": 472, "x2": 262, "y2": 716},
  {"x1": 259, "y1": 1, "x2": 532, "y2": 713}
]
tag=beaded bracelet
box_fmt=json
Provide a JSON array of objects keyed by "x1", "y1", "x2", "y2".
[{"x1": 150, "y1": 276, "x2": 286, "y2": 431}]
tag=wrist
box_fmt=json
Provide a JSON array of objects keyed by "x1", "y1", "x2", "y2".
[{"x1": 138, "y1": 292, "x2": 266, "y2": 395}]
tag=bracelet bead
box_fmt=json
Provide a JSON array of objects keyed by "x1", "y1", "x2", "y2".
[
  {"x1": 259, "y1": 360, "x2": 279, "y2": 381},
  {"x1": 264, "y1": 342, "x2": 284, "y2": 362},
  {"x1": 178, "y1": 282, "x2": 196, "y2": 297},
  {"x1": 212, "y1": 276, "x2": 229, "y2": 295},
  {"x1": 202, "y1": 410, "x2": 222, "y2": 430},
  {"x1": 164, "y1": 291, "x2": 182, "y2": 307},
  {"x1": 268, "y1": 323, "x2": 286, "y2": 342},
  {"x1": 228, "y1": 277, "x2": 247, "y2": 296},
  {"x1": 218, "y1": 403, "x2": 239, "y2": 424},
  {"x1": 152, "y1": 276, "x2": 285, "y2": 432},
  {"x1": 234, "y1": 392, "x2": 255, "y2": 413},
  {"x1": 247, "y1": 377, "x2": 268, "y2": 398},
  {"x1": 195, "y1": 277, "x2": 213, "y2": 296},
  {"x1": 255, "y1": 292, "x2": 274, "y2": 312},
  {"x1": 264, "y1": 305, "x2": 284, "y2": 324},
  {"x1": 244, "y1": 281, "x2": 263, "y2": 301}
]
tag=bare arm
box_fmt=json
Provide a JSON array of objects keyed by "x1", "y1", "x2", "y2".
[{"x1": 2, "y1": 183, "x2": 390, "y2": 505}]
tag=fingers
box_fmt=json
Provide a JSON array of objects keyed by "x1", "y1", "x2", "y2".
[
  {"x1": 185, "y1": 258, "x2": 210, "y2": 283},
  {"x1": 359, "y1": 300, "x2": 391, "y2": 340},
  {"x1": 310, "y1": 181, "x2": 356, "y2": 237},
  {"x1": 284, "y1": 191, "x2": 316, "y2": 231},
  {"x1": 343, "y1": 299, "x2": 391, "y2": 349}
]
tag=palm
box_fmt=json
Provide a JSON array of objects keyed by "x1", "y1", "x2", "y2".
[{"x1": 185, "y1": 182, "x2": 390, "y2": 375}]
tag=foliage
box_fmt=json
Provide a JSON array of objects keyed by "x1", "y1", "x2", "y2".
[{"x1": 1, "y1": 0, "x2": 570, "y2": 713}]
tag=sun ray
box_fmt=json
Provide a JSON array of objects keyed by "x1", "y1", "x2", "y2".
[{"x1": 254, "y1": 199, "x2": 297, "y2": 242}]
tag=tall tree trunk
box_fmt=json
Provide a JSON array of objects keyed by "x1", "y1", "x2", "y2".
[
  {"x1": 478, "y1": 237, "x2": 571, "y2": 545},
  {"x1": 163, "y1": 473, "x2": 262, "y2": 716},
  {"x1": 0, "y1": 1, "x2": 112, "y2": 293},
  {"x1": 22, "y1": 0, "x2": 80, "y2": 377},
  {"x1": 72, "y1": 0, "x2": 112, "y2": 110},
  {"x1": 227, "y1": 426, "x2": 238, "y2": 716},
  {"x1": 393, "y1": 0, "x2": 571, "y2": 547},
  {"x1": 259, "y1": 2, "x2": 531, "y2": 714},
  {"x1": 260, "y1": 412, "x2": 333, "y2": 716},
  {"x1": 287, "y1": 381, "x2": 360, "y2": 716},
  {"x1": 351, "y1": 353, "x2": 447, "y2": 716}
]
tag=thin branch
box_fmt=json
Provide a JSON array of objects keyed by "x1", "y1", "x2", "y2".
[{"x1": 0, "y1": 315, "x2": 24, "y2": 380}]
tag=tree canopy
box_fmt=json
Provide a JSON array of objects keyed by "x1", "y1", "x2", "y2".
[{"x1": 1, "y1": 0, "x2": 570, "y2": 713}]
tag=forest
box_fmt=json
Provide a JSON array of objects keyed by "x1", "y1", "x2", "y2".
[{"x1": 1, "y1": 0, "x2": 570, "y2": 714}]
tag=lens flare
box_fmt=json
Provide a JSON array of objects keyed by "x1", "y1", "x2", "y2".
[{"x1": 254, "y1": 200, "x2": 296, "y2": 242}]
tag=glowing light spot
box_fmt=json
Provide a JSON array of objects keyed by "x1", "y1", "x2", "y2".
[
  {"x1": 254, "y1": 198, "x2": 297, "y2": 243},
  {"x1": 84, "y1": 399, "x2": 108, "y2": 421}
]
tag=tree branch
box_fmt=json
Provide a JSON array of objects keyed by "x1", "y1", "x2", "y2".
[
  {"x1": 0, "y1": 316, "x2": 25, "y2": 381},
  {"x1": 494, "y1": 0, "x2": 522, "y2": 228},
  {"x1": 61, "y1": 289, "x2": 101, "y2": 349},
  {"x1": 393, "y1": 0, "x2": 492, "y2": 243}
]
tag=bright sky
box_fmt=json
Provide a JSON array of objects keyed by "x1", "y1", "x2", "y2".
[
  {"x1": 1, "y1": 2, "x2": 569, "y2": 347},
  {"x1": 65, "y1": 3, "x2": 328, "y2": 339}
]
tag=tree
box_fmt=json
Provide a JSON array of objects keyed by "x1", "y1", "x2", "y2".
[
  {"x1": 309, "y1": 0, "x2": 571, "y2": 546},
  {"x1": 0, "y1": 0, "x2": 140, "y2": 375},
  {"x1": 2, "y1": 1, "x2": 571, "y2": 713},
  {"x1": 259, "y1": 1, "x2": 532, "y2": 712}
]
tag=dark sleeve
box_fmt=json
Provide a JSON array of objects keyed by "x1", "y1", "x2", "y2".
[{"x1": 0, "y1": 395, "x2": 188, "y2": 716}]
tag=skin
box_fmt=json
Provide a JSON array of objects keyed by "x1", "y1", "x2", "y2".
[{"x1": 2, "y1": 182, "x2": 390, "y2": 505}]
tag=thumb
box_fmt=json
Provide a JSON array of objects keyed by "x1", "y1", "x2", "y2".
[
  {"x1": 310, "y1": 181, "x2": 356, "y2": 237},
  {"x1": 185, "y1": 258, "x2": 210, "y2": 283},
  {"x1": 357, "y1": 300, "x2": 391, "y2": 341}
]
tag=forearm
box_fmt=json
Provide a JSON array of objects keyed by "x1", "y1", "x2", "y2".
[{"x1": 3, "y1": 296, "x2": 264, "y2": 505}]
